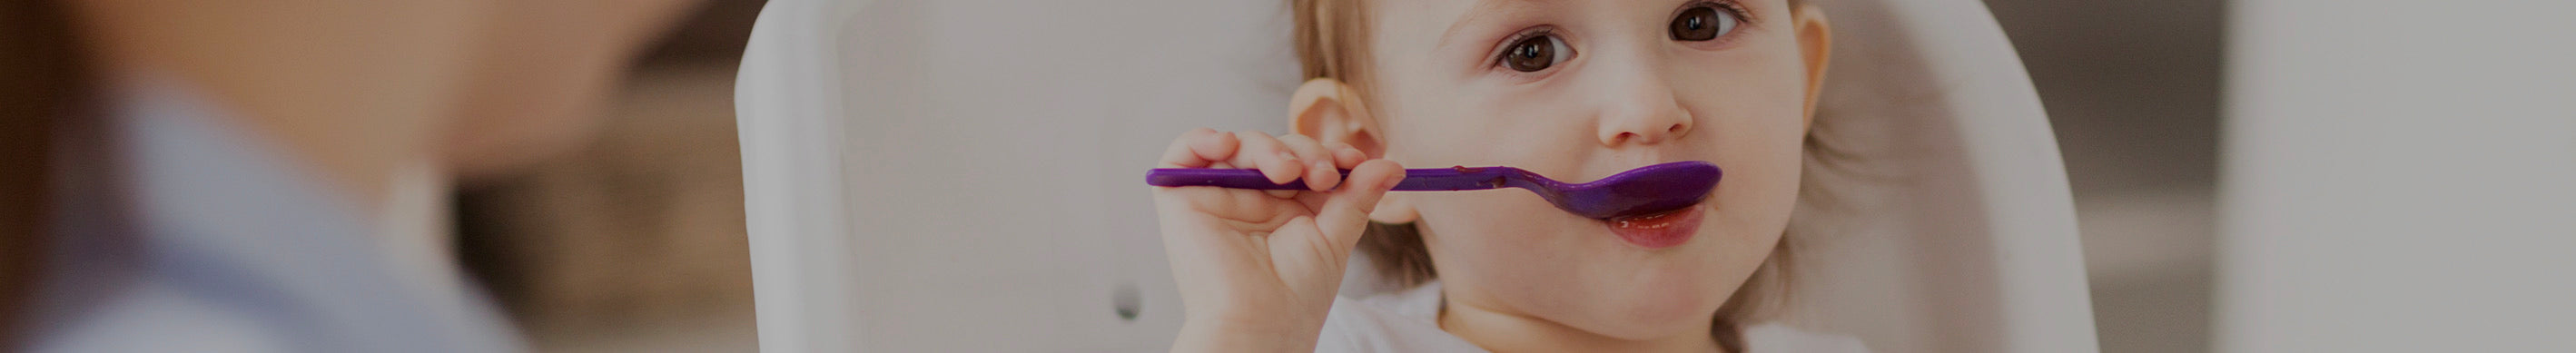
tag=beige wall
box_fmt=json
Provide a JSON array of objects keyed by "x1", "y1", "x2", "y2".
[{"x1": 2217, "y1": 1, "x2": 2576, "y2": 351}]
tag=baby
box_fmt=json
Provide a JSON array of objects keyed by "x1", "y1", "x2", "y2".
[{"x1": 1151, "y1": 0, "x2": 1861, "y2": 351}]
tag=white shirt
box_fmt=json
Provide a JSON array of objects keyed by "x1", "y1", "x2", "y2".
[
  {"x1": 1318, "y1": 281, "x2": 1870, "y2": 353},
  {"x1": 22, "y1": 77, "x2": 521, "y2": 352}
]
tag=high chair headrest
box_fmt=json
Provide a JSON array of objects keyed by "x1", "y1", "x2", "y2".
[{"x1": 1756, "y1": 0, "x2": 2097, "y2": 351}]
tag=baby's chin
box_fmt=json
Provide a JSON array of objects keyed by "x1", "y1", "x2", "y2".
[
  {"x1": 1544, "y1": 261, "x2": 1735, "y2": 341},
  {"x1": 1556, "y1": 279, "x2": 1732, "y2": 341}
]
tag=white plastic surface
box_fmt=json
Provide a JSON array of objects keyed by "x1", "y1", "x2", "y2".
[{"x1": 735, "y1": 0, "x2": 2098, "y2": 351}]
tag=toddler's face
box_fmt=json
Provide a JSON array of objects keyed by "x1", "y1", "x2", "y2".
[{"x1": 1359, "y1": 0, "x2": 1825, "y2": 340}]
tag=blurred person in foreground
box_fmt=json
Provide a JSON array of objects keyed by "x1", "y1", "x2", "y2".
[{"x1": 1, "y1": 0, "x2": 702, "y2": 351}]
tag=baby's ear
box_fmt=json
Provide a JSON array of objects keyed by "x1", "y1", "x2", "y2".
[
  {"x1": 1289, "y1": 78, "x2": 1385, "y2": 158},
  {"x1": 1792, "y1": 4, "x2": 1833, "y2": 129}
]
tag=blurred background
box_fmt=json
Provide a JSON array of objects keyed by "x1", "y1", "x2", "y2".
[
  {"x1": 450, "y1": 1, "x2": 764, "y2": 351},
  {"x1": 458, "y1": 0, "x2": 2224, "y2": 351}
]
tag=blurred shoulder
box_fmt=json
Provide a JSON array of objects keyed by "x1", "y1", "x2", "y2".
[{"x1": 28, "y1": 280, "x2": 293, "y2": 353}]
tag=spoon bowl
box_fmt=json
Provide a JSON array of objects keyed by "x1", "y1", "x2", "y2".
[{"x1": 1146, "y1": 161, "x2": 1722, "y2": 220}]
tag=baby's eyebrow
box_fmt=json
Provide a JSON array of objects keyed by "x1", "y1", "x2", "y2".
[{"x1": 1437, "y1": 0, "x2": 1561, "y2": 51}]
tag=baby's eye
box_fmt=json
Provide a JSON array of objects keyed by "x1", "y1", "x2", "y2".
[
  {"x1": 1502, "y1": 34, "x2": 1572, "y2": 73},
  {"x1": 1669, "y1": 4, "x2": 1742, "y2": 42}
]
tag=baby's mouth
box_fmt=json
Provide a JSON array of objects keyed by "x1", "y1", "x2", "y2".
[{"x1": 1603, "y1": 202, "x2": 1705, "y2": 249}]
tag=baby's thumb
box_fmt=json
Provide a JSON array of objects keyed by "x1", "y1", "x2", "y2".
[{"x1": 1315, "y1": 160, "x2": 1405, "y2": 252}]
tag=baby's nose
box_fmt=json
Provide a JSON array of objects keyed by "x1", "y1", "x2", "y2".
[{"x1": 1594, "y1": 74, "x2": 1694, "y2": 147}]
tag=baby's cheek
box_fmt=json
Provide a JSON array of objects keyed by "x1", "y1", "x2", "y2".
[
  {"x1": 1699, "y1": 105, "x2": 1809, "y2": 232},
  {"x1": 1416, "y1": 191, "x2": 1590, "y2": 269}
]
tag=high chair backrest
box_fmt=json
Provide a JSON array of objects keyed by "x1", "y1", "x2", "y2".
[{"x1": 734, "y1": 0, "x2": 2097, "y2": 351}]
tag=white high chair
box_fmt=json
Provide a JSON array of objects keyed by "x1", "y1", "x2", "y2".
[{"x1": 734, "y1": 0, "x2": 2098, "y2": 351}]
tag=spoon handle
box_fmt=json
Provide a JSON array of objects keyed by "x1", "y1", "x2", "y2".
[{"x1": 1146, "y1": 167, "x2": 1514, "y2": 191}]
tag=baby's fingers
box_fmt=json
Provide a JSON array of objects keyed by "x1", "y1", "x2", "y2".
[
  {"x1": 1231, "y1": 132, "x2": 1306, "y2": 185},
  {"x1": 1274, "y1": 134, "x2": 1342, "y2": 191},
  {"x1": 1158, "y1": 128, "x2": 1239, "y2": 168},
  {"x1": 1328, "y1": 142, "x2": 1367, "y2": 170},
  {"x1": 1314, "y1": 160, "x2": 1405, "y2": 250}
]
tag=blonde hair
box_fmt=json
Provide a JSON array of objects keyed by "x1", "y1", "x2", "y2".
[{"x1": 1291, "y1": 0, "x2": 1831, "y2": 350}]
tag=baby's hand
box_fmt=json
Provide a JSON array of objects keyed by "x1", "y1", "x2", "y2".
[{"x1": 1151, "y1": 128, "x2": 1403, "y2": 353}]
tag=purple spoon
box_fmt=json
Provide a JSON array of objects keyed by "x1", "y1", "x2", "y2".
[{"x1": 1146, "y1": 161, "x2": 1721, "y2": 220}]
